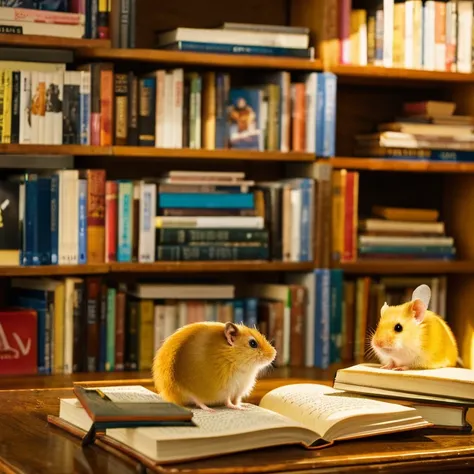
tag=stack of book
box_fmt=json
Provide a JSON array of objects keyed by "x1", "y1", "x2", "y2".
[
  {"x1": 153, "y1": 23, "x2": 313, "y2": 58},
  {"x1": 358, "y1": 206, "x2": 456, "y2": 261},
  {"x1": 344, "y1": 0, "x2": 473, "y2": 73},
  {"x1": 354, "y1": 101, "x2": 474, "y2": 162},
  {"x1": 334, "y1": 364, "x2": 474, "y2": 431},
  {"x1": 342, "y1": 275, "x2": 448, "y2": 364}
]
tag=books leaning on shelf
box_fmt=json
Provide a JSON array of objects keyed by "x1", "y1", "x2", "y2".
[
  {"x1": 50, "y1": 383, "x2": 432, "y2": 464},
  {"x1": 354, "y1": 101, "x2": 474, "y2": 162},
  {"x1": 333, "y1": 364, "x2": 474, "y2": 431}
]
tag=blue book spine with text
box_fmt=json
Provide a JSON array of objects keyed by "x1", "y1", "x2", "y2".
[
  {"x1": 78, "y1": 179, "x2": 88, "y2": 264},
  {"x1": 118, "y1": 181, "x2": 133, "y2": 262},
  {"x1": 314, "y1": 269, "x2": 331, "y2": 369},
  {"x1": 158, "y1": 192, "x2": 254, "y2": 209}
]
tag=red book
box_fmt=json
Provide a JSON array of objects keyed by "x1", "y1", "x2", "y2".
[
  {"x1": 105, "y1": 180, "x2": 118, "y2": 262},
  {"x1": 0, "y1": 308, "x2": 37, "y2": 375}
]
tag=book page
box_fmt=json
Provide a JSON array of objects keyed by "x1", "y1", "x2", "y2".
[
  {"x1": 83, "y1": 385, "x2": 163, "y2": 403},
  {"x1": 259, "y1": 383, "x2": 415, "y2": 437},
  {"x1": 114, "y1": 403, "x2": 312, "y2": 442},
  {"x1": 341, "y1": 363, "x2": 474, "y2": 384}
]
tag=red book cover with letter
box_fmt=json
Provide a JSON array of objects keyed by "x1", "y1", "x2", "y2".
[{"x1": 0, "y1": 308, "x2": 37, "y2": 375}]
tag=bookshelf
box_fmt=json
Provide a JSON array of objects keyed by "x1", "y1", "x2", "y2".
[{"x1": 1, "y1": 0, "x2": 474, "y2": 387}]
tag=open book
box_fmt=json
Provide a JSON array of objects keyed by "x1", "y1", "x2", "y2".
[
  {"x1": 334, "y1": 364, "x2": 474, "y2": 403},
  {"x1": 55, "y1": 383, "x2": 431, "y2": 464}
]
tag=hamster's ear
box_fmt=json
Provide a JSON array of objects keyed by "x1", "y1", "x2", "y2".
[
  {"x1": 224, "y1": 322, "x2": 239, "y2": 346},
  {"x1": 381, "y1": 302, "x2": 389, "y2": 316},
  {"x1": 411, "y1": 299, "x2": 426, "y2": 324}
]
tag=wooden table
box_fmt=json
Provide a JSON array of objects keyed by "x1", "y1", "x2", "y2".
[{"x1": 2, "y1": 378, "x2": 474, "y2": 474}]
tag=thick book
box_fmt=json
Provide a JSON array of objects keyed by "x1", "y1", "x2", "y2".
[
  {"x1": 72, "y1": 384, "x2": 194, "y2": 444},
  {"x1": 54, "y1": 383, "x2": 431, "y2": 464},
  {"x1": 334, "y1": 364, "x2": 474, "y2": 404}
]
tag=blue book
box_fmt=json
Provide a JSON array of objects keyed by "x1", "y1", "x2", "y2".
[
  {"x1": 50, "y1": 174, "x2": 59, "y2": 265},
  {"x1": 322, "y1": 72, "x2": 337, "y2": 158},
  {"x1": 315, "y1": 75, "x2": 325, "y2": 157},
  {"x1": 78, "y1": 179, "x2": 88, "y2": 264},
  {"x1": 244, "y1": 298, "x2": 258, "y2": 327},
  {"x1": 314, "y1": 269, "x2": 331, "y2": 369},
  {"x1": 329, "y1": 269, "x2": 343, "y2": 364},
  {"x1": 37, "y1": 177, "x2": 51, "y2": 265},
  {"x1": 228, "y1": 88, "x2": 263, "y2": 150},
  {"x1": 118, "y1": 181, "x2": 133, "y2": 262},
  {"x1": 233, "y1": 299, "x2": 245, "y2": 324},
  {"x1": 160, "y1": 41, "x2": 311, "y2": 58},
  {"x1": 158, "y1": 192, "x2": 254, "y2": 210},
  {"x1": 23, "y1": 175, "x2": 39, "y2": 266}
]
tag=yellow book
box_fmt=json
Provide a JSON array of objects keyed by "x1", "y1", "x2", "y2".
[
  {"x1": 139, "y1": 299, "x2": 154, "y2": 371},
  {"x1": 2, "y1": 69, "x2": 11, "y2": 144}
]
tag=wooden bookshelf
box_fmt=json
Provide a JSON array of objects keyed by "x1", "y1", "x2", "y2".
[
  {"x1": 329, "y1": 64, "x2": 474, "y2": 84},
  {"x1": 109, "y1": 261, "x2": 314, "y2": 273},
  {"x1": 330, "y1": 157, "x2": 474, "y2": 173},
  {"x1": 0, "y1": 34, "x2": 110, "y2": 49},
  {"x1": 112, "y1": 146, "x2": 315, "y2": 162},
  {"x1": 77, "y1": 47, "x2": 323, "y2": 71},
  {"x1": 0, "y1": 264, "x2": 109, "y2": 277},
  {"x1": 0, "y1": 144, "x2": 111, "y2": 156},
  {"x1": 0, "y1": 262, "x2": 312, "y2": 277},
  {"x1": 338, "y1": 261, "x2": 474, "y2": 275}
]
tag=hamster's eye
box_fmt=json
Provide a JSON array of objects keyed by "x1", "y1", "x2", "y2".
[
  {"x1": 394, "y1": 323, "x2": 403, "y2": 333},
  {"x1": 249, "y1": 338, "x2": 258, "y2": 349}
]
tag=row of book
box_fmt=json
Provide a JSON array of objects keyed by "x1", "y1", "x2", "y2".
[
  {"x1": 331, "y1": 168, "x2": 456, "y2": 263},
  {"x1": 0, "y1": 169, "x2": 314, "y2": 266},
  {"x1": 354, "y1": 100, "x2": 474, "y2": 161},
  {"x1": 0, "y1": 278, "x2": 314, "y2": 375},
  {"x1": 345, "y1": 0, "x2": 473, "y2": 73},
  {"x1": 0, "y1": 60, "x2": 337, "y2": 155}
]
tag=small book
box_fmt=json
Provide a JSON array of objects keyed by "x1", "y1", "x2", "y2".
[
  {"x1": 72, "y1": 384, "x2": 194, "y2": 445},
  {"x1": 334, "y1": 364, "x2": 474, "y2": 404},
  {"x1": 54, "y1": 383, "x2": 431, "y2": 464}
]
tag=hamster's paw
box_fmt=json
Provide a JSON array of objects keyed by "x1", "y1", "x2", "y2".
[
  {"x1": 225, "y1": 398, "x2": 246, "y2": 410},
  {"x1": 380, "y1": 361, "x2": 395, "y2": 370},
  {"x1": 190, "y1": 396, "x2": 215, "y2": 412},
  {"x1": 392, "y1": 366, "x2": 410, "y2": 371}
]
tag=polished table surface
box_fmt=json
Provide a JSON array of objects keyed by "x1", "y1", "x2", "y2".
[{"x1": 1, "y1": 377, "x2": 474, "y2": 474}]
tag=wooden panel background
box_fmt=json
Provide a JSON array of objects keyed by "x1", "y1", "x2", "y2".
[{"x1": 135, "y1": 0, "x2": 289, "y2": 48}]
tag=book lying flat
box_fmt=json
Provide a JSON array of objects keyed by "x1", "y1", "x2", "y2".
[
  {"x1": 334, "y1": 364, "x2": 474, "y2": 403},
  {"x1": 54, "y1": 383, "x2": 431, "y2": 464}
]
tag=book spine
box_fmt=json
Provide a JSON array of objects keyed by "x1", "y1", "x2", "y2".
[
  {"x1": 138, "y1": 76, "x2": 156, "y2": 146},
  {"x1": 86, "y1": 169, "x2": 106, "y2": 264},
  {"x1": 155, "y1": 245, "x2": 269, "y2": 261},
  {"x1": 126, "y1": 71, "x2": 138, "y2": 145},
  {"x1": 322, "y1": 72, "x2": 337, "y2": 158},
  {"x1": 90, "y1": 64, "x2": 101, "y2": 146},
  {"x1": 329, "y1": 269, "x2": 343, "y2": 364},
  {"x1": 243, "y1": 297, "x2": 258, "y2": 327},
  {"x1": 37, "y1": 177, "x2": 51, "y2": 265},
  {"x1": 114, "y1": 72, "x2": 128, "y2": 145},
  {"x1": 72, "y1": 280, "x2": 84, "y2": 372},
  {"x1": 158, "y1": 192, "x2": 254, "y2": 209},
  {"x1": 98, "y1": 283, "x2": 107, "y2": 371},
  {"x1": 78, "y1": 178, "x2": 88, "y2": 264},
  {"x1": 115, "y1": 290, "x2": 125, "y2": 371},
  {"x1": 118, "y1": 181, "x2": 133, "y2": 261},
  {"x1": 125, "y1": 299, "x2": 138, "y2": 370},
  {"x1": 80, "y1": 70, "x2": 91, "y2": 145},
  {"x1": 19, "y1": 70, "x2": 31, "y2": 144},
  {"x1": 105, "y1": 287, "x2": 116, "y2": 371},
  {"x1": 63, "y1": 72, "x2": 80, "y2": 144},
  {"x1": 50, "y1": 174, "x2": 59, "y2": 264},
  {"x1": 86, "y1": 277, "x2": 101, "y2": 372},
  {"x1": 132, "y1": 182, "x2": 140, "y2": 261},
  {"x1": 105, "y1": 180, "x2": 118, "y2": 262},
  {"x1": 100, "y1": 64, "x2": 114, "y2": 146},
  {"x1": 139, "y1": 182, "x2": 156, "y2": 263},
  {"x1": 2, "y1": 70, "x2": 11, "y2": 144},
  {"x1": 138, "y1": 300, "x2": 154, "y2": 370},
  {"x1": 156, "y1": 228, "x2": 269, "y2": 244},
  {"x1": 10, "y1": 70, "x2": 20, "y2": 144}
]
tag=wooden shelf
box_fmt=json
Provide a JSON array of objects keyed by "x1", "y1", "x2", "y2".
[
  {"x1": 0, "y1": 262, "x2": 312, "y2": 277},
  {"x1": 109, "y1": 261, "x2": 314, "y2": 273},
  {"x1": 0, "y1": 144, "x2": 313, "y2": 162},
  {"x1": 0, "y1": 144, "x2": 111, "y2": 156},
  {"x1": 77, "y1": 47, "x2": 323, "y2": 71},
  {"x1": 0, "y1": 264, "x2": 109, "y2": 277},
  {"x1": 112, "y1": 146, "x2": 315, "y2": 162},
  {"x1": 330, "y1": 64, "x2": 474, "y2": 83},
  {"x1": 330, "y1": 157, "x2": 474, "y2": 173},
  {"x1": 338, "y1": 260, "x2": 474, "y2": 274},
  {"x1": 0, "y1": 34, "x2": 109, "y2": 49}
]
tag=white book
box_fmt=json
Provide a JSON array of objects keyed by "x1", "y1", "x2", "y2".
[
  {"x1": 359, "y1": 235, "x2": 454, "y2": 246},
  {"x1": 177, "y1": 301, "x2": 187, "y2": 327},
  {"x1": 423, "y1": 1, "x2": 435, "y2": 70},
  {"x1": 457, "y1": 1, "x2": 473, "y2": 73},
  {"x1": 0, "y1": 19, "x2": 84, "y2": 37},
  {"x1": 19, "y1": 70, "x2": 31, "y2": 144},
  {"x1": 155, "y1": 27, "x2": 309, "y2": 49},
  {"x1": 280, "y1": 71, "x2": 291, "y2": 153},
  {"x1": 153, "y1": 305, "x2": 165, "y2": 352},
  {"x1": 59, "y1": 383, "x2": 429, "y2": 464},
  {"x1": 404, "y1": 0, "x2": 415, "y2": 69},
  {"x1": 155, "y1": 215, "x2": 264, "y2": 229},
  {"x1": 37, "y1": 72, "x2": 46, "y2": 144},
  {"x1": 383, "y1": 0, "x2": 394, "y2": 67},
  {"x1": 138, "y1": 182, "x2": 156, "y2": 263},
  {"x1": 57, "y1": 170, "x2": 66, "y2": 265},
  {"x1": 163, "y1": 72, "x2": 173, "y2": 148},
  {"x1": 413, "y1": 0, "x2": 423, "y2": 69},
  {"x1": 434, "y1": 3, "x2": 446, "y2": 71},
  {"x1": 163, "y1": 304, "x2": 178, "y2": 339},
  {"x1": 29, "y1": 71, "x2": 40, "y2": 144}
]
